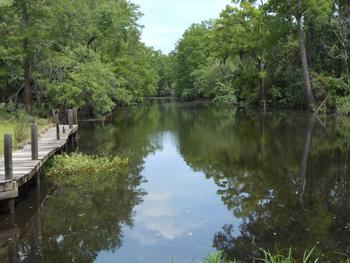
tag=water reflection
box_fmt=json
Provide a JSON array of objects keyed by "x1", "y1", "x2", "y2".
[
  {"x1": 0, "y1": 163, "x2": 145, "y2": 262},
  {"x1": 1, "y1": 102, "x2": 350, "y2": 262}
]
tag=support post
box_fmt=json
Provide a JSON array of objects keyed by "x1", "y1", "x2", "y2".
[
  {"x1": 68, "y1": 109, "x2": 73, "y2": 129},
  {"x1": 4, "y1": 134, "x2": 15, "y2": 213},
  {"x1": 56, "y1": 122, "x2": 60, "y2": 140},
  {"x1": 73, "y1": 108, "x2": 78, "y2": 125},
  {"x1": 31, "y1": 123, "x2": 38, "y2": 160},
  {"x1": 4, "y1": 134, "x2": 13, "y2": 180}
]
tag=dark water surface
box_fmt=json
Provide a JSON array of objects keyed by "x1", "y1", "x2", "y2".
[{"x1": 1, "y1": 102, "x2": 350, "y2": 262}]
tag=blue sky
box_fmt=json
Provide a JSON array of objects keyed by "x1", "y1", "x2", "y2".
[{"x1": 132, "y1": 0, "x2": 232, "y2": 54}]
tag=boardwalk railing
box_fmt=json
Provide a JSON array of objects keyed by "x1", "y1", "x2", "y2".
[{"x1": 0, "y1": 109, "x2": 79, "y2": 213}]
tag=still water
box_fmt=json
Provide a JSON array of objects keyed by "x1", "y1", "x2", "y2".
[{"x1": 1, "y1": 101, "x2": 350, "y2": 262}]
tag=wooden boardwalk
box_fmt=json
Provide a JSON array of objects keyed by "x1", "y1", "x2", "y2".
[{"x1": 0, "y1": 125, "x2": 78, "y2": 201}]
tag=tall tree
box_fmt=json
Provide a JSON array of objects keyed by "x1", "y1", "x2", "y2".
[{"x1": 268, "y1": 0, "x2": 332, "y2": 111}]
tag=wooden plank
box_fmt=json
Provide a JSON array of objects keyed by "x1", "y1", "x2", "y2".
[{"x1": 0, "y1": 125, "x2": 78, "y2": 200}]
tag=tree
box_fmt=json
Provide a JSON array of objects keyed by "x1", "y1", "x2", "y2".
[
  {"x1": 174, "y1": 22, "x2": 212, "y2": 99},
  {"x1": 212, "y1": 2, "x2": 271, "y2": 109},
  {"x1": 267, "y1": 0, "x2": 333, "y2": 111}
]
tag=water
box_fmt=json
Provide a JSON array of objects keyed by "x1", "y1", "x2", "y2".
[{"x1": 1, "y1": 101, "x2": 350, "y2": 262}]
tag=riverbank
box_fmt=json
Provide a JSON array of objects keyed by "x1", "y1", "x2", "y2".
[{"x1": 0, "y1": 110, "x2": 52, "y2": 156}]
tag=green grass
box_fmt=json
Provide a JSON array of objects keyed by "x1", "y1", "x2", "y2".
[
  {"x1": 0, "y1": 110, "x2": 52, "y2": 156},
  {"x1": 173, "y1": 249, "x2": 349, "y2": 263}
]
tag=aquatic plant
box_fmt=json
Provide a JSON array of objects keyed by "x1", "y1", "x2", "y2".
[
  {"x1": 202, "y1": 251, "x2": 237, "y2": 263},
  {"x1": 262, "y1": 248, "x2": 317, "y2": 263},
  {"x1": 44, "y1": 153, "x2": 129, "y2": 186},
  {"x1": 174, "y1": 248, "x2": 348, "y2": 263}
]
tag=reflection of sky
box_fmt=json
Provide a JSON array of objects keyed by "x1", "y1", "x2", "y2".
[{"x1": 96, "y1": 132, "x2": 240, "y2": 263}]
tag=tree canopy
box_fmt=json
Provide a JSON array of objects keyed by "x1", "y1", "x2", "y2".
[
  {"x1": 172, "y1": 0, "x2": 350, "y2": 112},
  {"x1": 0, "y1": 0, "x2": 171, "y2": 116}
]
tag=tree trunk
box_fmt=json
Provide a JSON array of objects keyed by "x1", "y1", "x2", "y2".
[
  {"x1": 258, "y1": 56, "x2": 266, "y2": 112},
  {"x1": 23, "y1": 42, "x2": 32, "y2": 113},
  {"x1": 21, "y1": 1, "x2": 32, "y2": 113},
  {"x1": 297, "y1": 0, "x2": 316, "y2": 112},
  {"x1": 297, "y1": 114, "x2": 315, "y2": 209}
]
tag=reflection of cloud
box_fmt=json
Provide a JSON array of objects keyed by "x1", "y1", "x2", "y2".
[
  {"x1": 146, "y1": 220, "x2": 185, "y2": 240},
  {"x1": 131, "y1": 231, "x2": 159, "y2": 246},
  {"x1": 139, "y1": 191, "x2": 178, "y2": 219},
  {"x1": 137, "y1": 191, "x2": 185, "y2": 239},
  {"x1": 142, "y1": 205, "x2": 177, "y2": 217}
]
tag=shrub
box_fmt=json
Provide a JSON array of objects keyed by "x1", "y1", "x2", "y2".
[
  {"x1": 312, "y1": 73, "x2": 349, "y2": 111},
  {"x1": 336, "y1": 96, "x2": 350, "y2": 115},
  {"x1": 213, "y1": 81, "x2": 237, "y2": 104}
]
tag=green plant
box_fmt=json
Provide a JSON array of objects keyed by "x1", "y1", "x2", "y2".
[
  {"x1": 203, "y1": 251, "x2": 237, "y2": 263},
  {"x1": 13, "y1": 109, "x2": 29, "y2": 147},
  {"x1": 336, "y1": 96, "x2": 350, "y2": 115},
  {"x1": 262, "y1": 247, "x2": 318, "y2": 263},
  {"x1": 44, "y1": 153, "x2": 129, "y2": 186}
]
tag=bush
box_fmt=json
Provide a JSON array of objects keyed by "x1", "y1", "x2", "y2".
[
  {"x1": 213, "y1": 81, "x2": 237, "y2": 104},
  {"x1": 336, "y1": 96, "x2": 350, "y2": 115},
  {"x1": 312, "y1": 73, "x2": 349, "y2": 111}
]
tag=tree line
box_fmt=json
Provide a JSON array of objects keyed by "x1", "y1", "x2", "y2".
[
  {"x1": 0, "y1": 0, "x2": 172, "y2": 116},
  {"x1": 172, "y1": 0, "x2": 350, "y2": 113},
  {"x1": 1, "y1": 0, "x2": 349, "y2": 116}
]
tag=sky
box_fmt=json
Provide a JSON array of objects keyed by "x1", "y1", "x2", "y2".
[{"x1": 132, "y1": 0, "x2": 232, "y2": 54}]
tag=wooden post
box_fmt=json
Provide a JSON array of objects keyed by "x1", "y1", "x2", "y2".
[
  {"x1": 73, "y1": 108, "x2": 78, "y2": 125},
  {"x1": 4, "y1": 134, "x2": 13, "y2": 180},
  {"x1": 56, "y1": 122, "x2": 60, "y2": 140},
  {"x1": 68, "y1": 109, "x2": 73, "y2": 129},
  {"x1": 31, "y1": 123, "x2": 38, "y2": 160},
  {"x1": 4, "y1": 134, "x2": 15, "y2": 213},
  {"x1": 52, "y1": 109, "x2": 59, "y2": 123}
]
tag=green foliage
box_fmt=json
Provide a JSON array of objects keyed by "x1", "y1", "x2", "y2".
[
  {"x1": 174, "y1": 22, "x2": 212, "y2": 99},
  {"x1": 13, "y1": 109, "x2": 29, "y2": 146},
  {"x1": 45, "y1": 153, "x2": 129, "y2": 186},
  {"x1": 213, "y1": 82, "x2": 237, "y2": 104},
  {"x1": 312, "y1": 73, "x2": 349, "y2": 110},
  {"x1": 45, "y1": 49, "x2": 117, "y2": 116},
  {"x1": 262, "y1": 248, "x2": 318, "y2": 263},
  {"x1": 336, "y1": 96, "x2": 350, "y2": 115},
  {"x1": 203, "y1": 251, "x2": 237, "y2": 263},
  {"x1": 0, "y1": 0, "x2": 169, "y2": 116},
  {"x1": 171, "y1": 0, "x2": 349, "y2": 111},
  {"x1": 0, "y1": 107, "x2": 50, "y2": 154},
  {"x1": 173, "y1": 249, "x2": 321, "y2": 263}
]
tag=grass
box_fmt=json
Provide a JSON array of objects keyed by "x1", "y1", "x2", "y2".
[
  {"x1": 0, "y1": 109, "x2": 52, "y2": 156},
  {"x1": 173, "y1": 249, "x2": 349, "y2": 263}
]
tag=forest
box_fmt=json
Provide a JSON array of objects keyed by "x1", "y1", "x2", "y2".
[
  {"x1": 0, "y1": 0, "x2": 349, "y2": 116},
  {"x1": 173, "y1": 0, "x2": 350, "y2": 113},
  {"x1": 0, "y1": 0, "x2": 171, "y2": 116}
]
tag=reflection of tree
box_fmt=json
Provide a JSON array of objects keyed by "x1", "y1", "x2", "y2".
[
  {"x1": 207, "y1": 114, "x2": 350, "y2": 262},
  {"x1": 14, "y1": 103, "x2": 350, "y2": 262},
  {"x1": 14, "y1": 165, "x2": 146, "y2": 263},
  {"x1": 156, "y1": 105, "x2": 350, "y2": 261},
  {"x1": 297, "y1": 114, "x2": 314, "y2": 209}
]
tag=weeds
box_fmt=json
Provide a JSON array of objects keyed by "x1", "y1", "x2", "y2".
[
  {"x1": 44, "y1": 153, "x2": 130, "y2": 186},
  {"x1": 202, "y1": 251, "x2": 237, "y2": 263},
  {"x1": 13, "y1": 109, "x2": 29, "y2": 147},
  {"x1": 172, "y1": 248, "x2": 350, "y2": 263}
]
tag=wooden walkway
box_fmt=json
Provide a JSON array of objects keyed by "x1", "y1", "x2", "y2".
[{"x1": 0, "y1": 125, "x2": 78, "y2": 201}]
